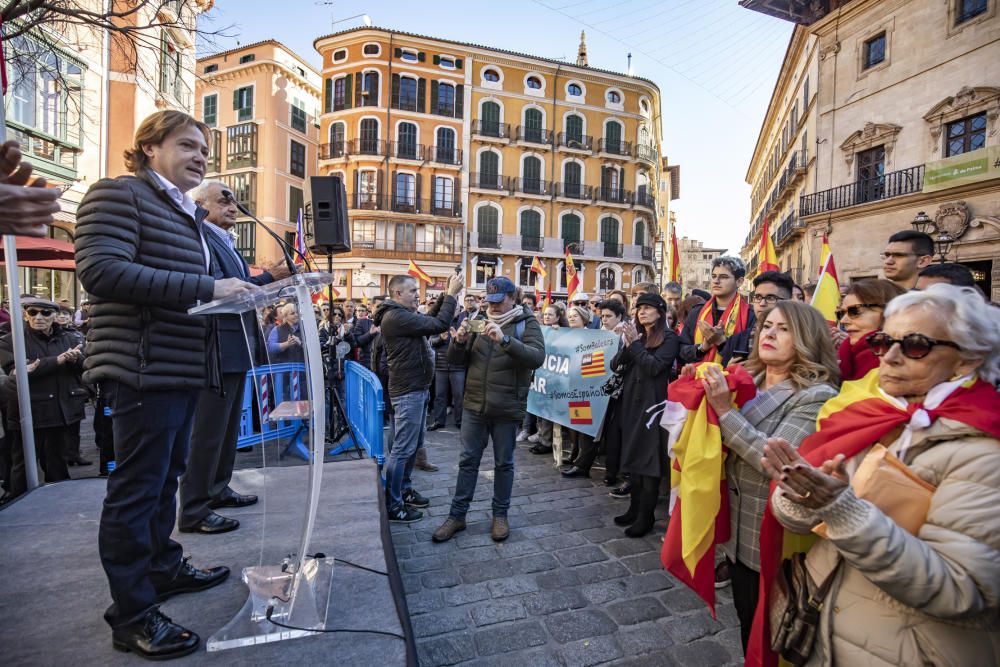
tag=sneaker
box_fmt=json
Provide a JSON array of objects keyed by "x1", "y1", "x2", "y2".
[
  {"x1": 609, "y1": 482, "x2": 632, "y2": 499},
  {"x1": 516, "y1": 430, "x2": 529, "y2": 441},
  {"x1": 527, "y1": 434, "x2": 540, "y2": 443},
  {"x1": 388, "y1": 505, "x2": 423, "y2": 523},
  {"x1": 715, "y1": 560, "x2": 732, "y2": 589},
  {"x1": 403, "y1": 488, "x2": 430, "y2": 508}
]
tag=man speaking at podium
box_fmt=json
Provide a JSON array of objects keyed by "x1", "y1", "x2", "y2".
[
  {"x1": 75, "y1": 111, "x2": 257, "y2": 660},
  {"x1": 178, "y1": 180, "x2": 290, "y2": 535}
]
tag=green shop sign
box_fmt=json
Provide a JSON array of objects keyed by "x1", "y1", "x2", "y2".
[{"x1": 923, "y1": 145, "x2": 1000, "y2": 193}]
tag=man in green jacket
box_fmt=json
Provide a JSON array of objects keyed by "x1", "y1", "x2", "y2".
[{"x1": 432, "y1": 277, "x2": 545, "y2": 543}]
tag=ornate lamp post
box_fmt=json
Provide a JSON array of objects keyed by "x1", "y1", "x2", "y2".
[{"x1": 911, "y1": 210, "x2": 954, "y2": 263}]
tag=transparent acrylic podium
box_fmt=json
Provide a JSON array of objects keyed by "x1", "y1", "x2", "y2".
[{"x1": 189, "y1": 272, "x2": 335, "y2": 651}]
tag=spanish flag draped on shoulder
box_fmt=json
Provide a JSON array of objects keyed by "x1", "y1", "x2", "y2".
[
  {"x1": 692, "y1": 296, "x2": 751, "y2": 363},
  {"x1": 659, "y1": 362, "x2": 757, "y2": 617},
  {"x1": 407, "y1": 258, "x2": 433, "y2": 284},
  {"x1": 745, "y1": 369, "x2": 1000, "y2": 667}
]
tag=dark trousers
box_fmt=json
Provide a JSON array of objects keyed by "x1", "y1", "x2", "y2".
[
  {"x1": 5, "y1": 425, "x2": 74, "y2": 497},
  {"x1": 570, "y1": 431, "x2": 598, "y2": 472},
  {"x1": 94, "y1": 385, "x2": 115, "y2": 472},
  {"x1": 728, "y1": 557, "x2": 761, "y2": 653},
  {"x1": 600, "y1": 404, "x2": 623, "y2": 481},
  {"x1": 449, "y1": 410, "x2": 518, "y2": 518},
  {"x1": 433, "y1": 369, "x2": 465, "y2": 427},
  {"x1": 98, "y1": 383, "x2": 198, "y2": 628},
  {"x1": 178, "y1": 372, "x2": 245, "y2": 527}
]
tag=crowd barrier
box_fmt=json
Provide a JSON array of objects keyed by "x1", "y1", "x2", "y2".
[{"x1": 340, "y1": 360, "x2": 386, "y2": 467}]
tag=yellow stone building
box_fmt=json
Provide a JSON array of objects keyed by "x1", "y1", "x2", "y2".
[
  {"x1": 313, "y1": 28, "x2": 667, "y2": 299},
  {"x1": 195, "y1": 40, "x2": 322, "y2": 269}
]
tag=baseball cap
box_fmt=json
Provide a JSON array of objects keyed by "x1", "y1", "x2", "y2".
[{"x1": 484, "y1": 277, "x2": 517, "y2": 303}]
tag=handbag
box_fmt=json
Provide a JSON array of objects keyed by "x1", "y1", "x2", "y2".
[
  {"x1": 770, "y1": 552, "x2": 842, "y2": 665},
  {"x1": 602, "y1": 370, "x2": 625, "y2": 399}
]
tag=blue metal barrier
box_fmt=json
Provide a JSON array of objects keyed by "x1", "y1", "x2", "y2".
[
  {"x1": 340, "y1": 361, "x2": 385, "y2": 467},
  {"x1": 237, "y1": 362, "x2": 310, "y2": 460}
]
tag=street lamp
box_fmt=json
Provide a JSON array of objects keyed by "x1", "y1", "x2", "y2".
[
  {"x1": 911, "y1": 210, "x2": 952, "y2": 263},
  {"x1": 910, "y1": 210, "x2": 933, "y2": 234},
  {"x1": 934, "y1": 231, "x2": 954, "y2": 264}
]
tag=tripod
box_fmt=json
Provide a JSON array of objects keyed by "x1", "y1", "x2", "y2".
[{"x1": 321, "y1": 247, "x2": 364, "y2": 458}]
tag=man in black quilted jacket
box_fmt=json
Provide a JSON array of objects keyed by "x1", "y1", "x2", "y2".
[{"x1": 75, "y1": 111, "x2": 256, "y2": 660}]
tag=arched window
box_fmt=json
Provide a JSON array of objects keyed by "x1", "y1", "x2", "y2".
[
  {"x1": 568, "y1": 83, "x2": 582, "y2": 97},
  {"x1": 396, "y1": 122, "x2": 418, "y2": 159},
  {"x1": 481, "y1": 100, "x2": 501, "y2": 137},
  {"x1": 363, "y1": 43, "x2": 381, "y2": 56},
  {"x1": 520, "y1": 210, "x2": 542, "y2": 251},
  {"x1": 362, "y1": 71, "x2": 379, "y2": 106},
  {"x1": 359, "y1": 118, "x2": 379, "y2": 154},
  {"x1": 483, "y1": 68, "x2": 500, "y2": 82},
  {"x1": 561, "y1": 213, "x2": 581, "y2": 247},
  {"x1": 436, "y1": 126, "x2": 456, "y2": 162},
  {"x1": 563, "y1": 162, "x2": 582, "y2": 198},
  {"x1": 522, "y1": 156, "x2": 542, "y2": 193},
  {"x1": 526, "y1": 76, "x2": 542, "y2": 89},
  {"x1": 634, "y1": 219, "x2": 646, "y2": 248},
  {"x1": 523, "y1": 107, "x2": 544, "y2": 143},
  {"x1": 607, "y1": 90, "x2": 621, "y2": 104},
  {"x1": 565, "y1": 114, "x2": 583, "y2": 143},
  {"x1": 600, "y1": 216, "x2": 620, "y2": 257},
  {"x1": 560, "y1": 260, "x2": 582, "y2": 291},
  {"x1": 477, "y1": 206, "x2": 500, "y2": 247},
  {"x1": 604, "y1": 120, "x2": 623, "y2": 153},
  {"x1": 638, "y1": 124, "x2": 650, "y2": 147},
  {"x1": 328, "y1": 121, "x2": 345, "y2": 157},
  {"x1": 478, "y1": 151, "x2": 499, "y2": 188},
  {"x1": 600, "y1": 267, "x2": 617, "y2": 291}
]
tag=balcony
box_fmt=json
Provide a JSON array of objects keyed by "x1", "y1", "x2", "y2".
[
  {"x1": 430, "y1": 145, "x2": 462, "y2": 165},
  {"x1": 556, "y1": 133, "x2": 593, "y2": 152},
  {"x1": 800, "y1": 164, "x2": 925, "y2": 217},
  {"x1": 641, "y1": 246, "x2": 653, "y2": 261},
  {"x1": 555, "y1": 182, "x2": 593, "y2": 201},
  {"x1": 635, "y1": 144, "x2": 657, "y2": 165},
  {"x1": 514, "y1": 177, "x2": 552, "y2": 197},
  {"x1": 206, "y1": 129, "x2": 221, "y2": 173},
  {"x1": 597, "y1": 187, "x2": 633, "y2": 206},
  {"x1": 390, "y1": 141, "x2": 425, "y2": 161},
  {"x1": 634, "y1": 189, "x2": 656, "y2": 210},
  {"x1": 563, "y1": 240, "x2": 585, "y2": 255},
  {"x1": 515, "y1": 126, "x2": 552, "y2": 145},
  {"x1": 219, "y1": 172, "x2": 257, "y2": 215},
  {"x1": 351, "y1": 236, "x2": 463, "y2": 262},
  {"x1": 475, "y1": 231, "x2": 502, "y2": 249},
  {"x1": 601, "y1": 242, "x2": 624, "y2": 258},
  {"x1": 521, "y1": 235, "x2": 544, "y2": 252},
  {"x1": 348, "y1": 193, "x2": 461, "y2": 217},
  {"x1": 472, "y1": 120, "x2": 511, "y2": 141},
  {"x1": 226, "y1": 122, "x2": 258, "y2": 169},
  {"x1": 471, "y1": 172, "x2": 511, "y2": 192},
  {"x1": 5, "y1": 124, "x2": 80, "y2": 180},
  {"x1": 598, "y1": 138, "x2": 632, "y2": 159},
  {"x1": 320, "y1": 141, "x2": 346, "y2": 160},
  {"x1": 233, "y1": 220, "x2": 255, "y2": 265},
  {"x1": 773, "y1": 212, "x2": 804, "y2": 247},
  {"x1": 348, "y1": 138, "x2": 387, "y2": 157},
  {"x1": 774, "y1": 150, "x2": 809, "y2": 204}
]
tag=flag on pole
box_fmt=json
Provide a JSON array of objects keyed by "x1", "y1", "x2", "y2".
[
  {"x1": 565, "y1": 247, "x2": 580, "y2": 301},
  {"x1": 531, "y1": 257, "x2": 547, "y2": 306},
  {"x1": 757, "y1": 216, "x2": 780, "y2": 274},
  {"x1": 294, "y1": 208, "x2": 308, "y2": 266},
  {"x1": 811, "y1": 234, "x2": 840, "y2": 324},
  {"x1": 669, "y1": 227, "x2": 681, "y2": 284},
  {"x1": 362, "y1": 293, "x2": 369, "y2": 306},
  {"x1": 407, "y1": 258, "x2": 433, "y2": 284}
]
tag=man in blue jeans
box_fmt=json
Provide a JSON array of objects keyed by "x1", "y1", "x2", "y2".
[
  {"x1": 432, "y1": 277, "x2": 545, "y2": 542},
  {"x1": 373, "y1": 272, "x2": 462, "y2": 522}
]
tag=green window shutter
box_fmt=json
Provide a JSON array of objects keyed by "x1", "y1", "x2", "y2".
[
  {"x1": 394, "y1": 47, "x2": 402, "y2": 58},
  {"x1": 433, "y1": 54, "x2": 440, "y2": 65},
  {"x1": 417, "y1": 78, "x2": 426, "y2": 113},
  {"x1": 324, "y1": 78, "x2": 332, "y2": 113},
  {"x1": 415, "y1": 173, "x2": 422, "y2": 203},
  {"x1": 344, "y1": 73, "x2": 353, "y2": 109},
  {"x1": 455, "y1": 84, "x2": 464, "y2": 119},
  {"x1": 455, "y1": 58, "x2": 463, "y2": 69},
  {"x1": 417, "y1": 51, "x2": 426, "y2": 62},
  {"x1": 247, "y1": 88, "x2": 254, "y2": 114},
  {"x1": 353, "y1": 72, "x2": 362, "y2": 107},
  {"x1": 233, "y1": 89, "x2": 239, "y2": 110},
  {"x1": 430, "y1": 80, "x2": 439, "y2": 113},
  {"x1": 391, "y1": 74, "x2": 400, "y2": 109}
]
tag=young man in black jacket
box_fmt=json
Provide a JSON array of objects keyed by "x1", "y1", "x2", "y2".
[{"x1": 373, "y1": 272, "x2": 462, "y2": 522}]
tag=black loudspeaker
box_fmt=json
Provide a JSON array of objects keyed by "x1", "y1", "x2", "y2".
[{"x1": 308, "y1": 175, "x2": 351, "y2": 253}]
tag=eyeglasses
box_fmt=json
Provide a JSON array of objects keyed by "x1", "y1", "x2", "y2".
[
  {"x1": 835, "y1": 303, "x2": 884, "y2": 320},
  {"x1": 880, "y1": 252, "x2": 919, "y2": 261},
  {"x1": 750, "y1": 294, "x2": 784, "y2": 305},
  {"x1": 868, "y1": 332, "x2": 962, "y2": 359},
  {"x1": 26, "y1": 308, "x2": 55, "y2": 317}
]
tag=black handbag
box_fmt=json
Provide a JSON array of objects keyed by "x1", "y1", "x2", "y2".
[
  {"x1": 601, "y1": 358, "x2": 628, "y2": 399},
  {"x1": 770, "y1": 552, "x2": 842, "y2": 665}
]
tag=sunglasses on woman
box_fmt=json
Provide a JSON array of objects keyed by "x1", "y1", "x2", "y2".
[
  {"x1": 868, "y1": 332, "x2": 963, "y2": 359},
  {"x1": 26, "y1": 308, "x2": 55, "y2": 317},
  {"x1": 835, "y1": 303, "x2": 883, "y2": 320}
]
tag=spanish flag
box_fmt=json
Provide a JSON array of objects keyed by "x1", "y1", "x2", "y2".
[
  {"x1": 565, "y1": 248, "x2": 580, "y2": 301},
  {"x1": 745, "y1": 370, "x2": 1000, "y2": 667},
  {"x1": 580, "y1": 350, "x2": 605, "y2": 378},
  {"x1": 568, "y1": 401, "x2": 593, "y2": 424},
  {"x1": 810, "y1": 233, "x2": 840, "y2": 324},
  {"x1": 669, "y1": 227, "x2": 681, "y2": 284},
  {"x1": 531, "y1": 257, "x2": 547, "y2": 306},
  {"x1": 361, "y1": 293, "x2": 369, "y2": 306},
  {"x1": 692, "y1": 295, "x2": 751, "y2": 363},
  {"x1": 757, "y1": 216, "x2": 780, "y2": 274},
  {"x1": 660, "y1": 363, "x2": 757, "y2": 617},
  {"x1": 407, "y1": 258, "x2": 433, "y2": 285}
]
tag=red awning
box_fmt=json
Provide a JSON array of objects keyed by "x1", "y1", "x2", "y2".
[{"x1": 0, "y1": 235, "x2": 76, "y2": 262}]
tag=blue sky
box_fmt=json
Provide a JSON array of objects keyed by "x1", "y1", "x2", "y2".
[{"x1": 198, "y1": 0, "x2": 793, "y2": 252}]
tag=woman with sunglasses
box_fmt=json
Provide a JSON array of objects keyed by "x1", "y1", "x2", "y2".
[
  {"x1": 759, "y1": 285, "x2": 1000, "y2": 667},
  {"x1": 835, "y1": 279, "x2": 905, "y2": 381},
  {"x1": 0, "y1": 298, "x2": 89, "y2": 498}
]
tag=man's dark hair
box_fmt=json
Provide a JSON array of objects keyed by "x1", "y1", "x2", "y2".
[
  {"x1": 918, "y1": 263, "x2": 976, "y2": 287},
  {"x1": 752, "y1": 270, "x2": 794, "y2": 298},
  {"x1": 387, "y1": 274, "x2": 415, "y2": 297},
  {"x1": 888, "y1": 230, "x2": 934, "y2": 257},
  {"x1": 522, "y1": 292, "x2": 538, "y2": 306},
  {"x1": 663, "y1": 281, "x2": 682, "y2": 295},
  {"x1": 597, "y1": 299, "x2": 626, "y2": 320},
  {"x1": 691, "y1": 288, "x2": 711, "y2": 300}
]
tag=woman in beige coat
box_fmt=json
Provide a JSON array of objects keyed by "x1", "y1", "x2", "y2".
[{"x1": 760, "y1": 285, "x2": 1000, "y2": 666}]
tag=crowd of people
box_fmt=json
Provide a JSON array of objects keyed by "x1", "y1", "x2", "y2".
[{"x1": 1, "y1": 109, "x2": 998, "y2": 664}]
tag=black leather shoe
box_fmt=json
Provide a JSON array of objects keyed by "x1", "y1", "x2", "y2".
[
  {"x1": 426, "y1": 422, "x2": 443, "y2": 431},
  {"x1": 530, "y1": 444, "x2": 553, "y2": 455},
  {"x1": 178, "y1": 512, "x2": 239, "y2": 535},
  {"x1": 208, "y1": 492, "x2": 258, "y2": 509},
  {"x1": 112, "y1": 609, "x2": 199, "y2": 660},
  {"x1": 154, "y1": 558, "x2": 230, "y2": 602},
  {"x1": 561, "y1": 466, "x2": 590, "y2": 478}
]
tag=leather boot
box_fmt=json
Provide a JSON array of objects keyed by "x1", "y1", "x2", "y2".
[
  {"x1": 625, "y1": 477, "x2": 659, "y2": 538},
  {"x1": 414, "y1": 447, "x2": 439, "y2": 472},
  {"x1": 614, "y1": 483, "x2": 641, "y2": 526}
]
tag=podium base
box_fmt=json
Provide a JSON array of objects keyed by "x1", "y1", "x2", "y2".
[{"x1": 206, "y1": 557, "x2": 335, "y2": 651}]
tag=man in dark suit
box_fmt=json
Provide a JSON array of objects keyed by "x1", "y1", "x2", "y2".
[{"x1": 178, "y1": 180, "x2": 290, "y2": 534}]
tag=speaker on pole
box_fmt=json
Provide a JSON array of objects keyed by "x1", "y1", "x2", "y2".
[{"x1": 308, "y1": 175, "x2": 351, "y2": 254}]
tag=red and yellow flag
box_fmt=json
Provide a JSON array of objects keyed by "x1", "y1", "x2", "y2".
[
  {"x1": 531, "y1": 257, "x2": 547, "y2": 306},
  {"x1": 669, "y1": 227, "x2": 681, "y2": 284},
  {"x1": 565, "y1": 247, "x2": 580, "y2": 301},
  {"x1": 407, "y1": 258, "x2": 433, "y2": 285},
  {"x1": 811, "y1": 233, "x2": 840, "y2": 324},
  {"x1": 692, "y1": 296, "x2": 751, "y2": 363},
  {"x1": 758, "y1": 216, "x2": 780, "y2": 274},
  {"x1": 540, "y1": 282, "x2": 552, "y2": 311},
  {"x1": 745, "y1": 370, "x2": 1000, "y2": 666},
  {"x1": 660, "y1": 363, "x2": 757, "y2": 616}
]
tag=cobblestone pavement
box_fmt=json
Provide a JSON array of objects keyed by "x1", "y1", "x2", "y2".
[{"x1": 390, "y1": 426, "x2": 743, "y2": 667}]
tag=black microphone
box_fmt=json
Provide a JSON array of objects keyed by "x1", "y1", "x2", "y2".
[{"x1": 221, "y1": 189, "x2": 302, "y2": 276}]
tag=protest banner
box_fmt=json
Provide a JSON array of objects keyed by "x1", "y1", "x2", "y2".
[{"x1": 527, "y1": 327, "x2": 618, "y2": 437}]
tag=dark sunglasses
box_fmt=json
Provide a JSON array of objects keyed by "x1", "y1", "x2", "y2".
[
  {"x1": 868, "y1": 332, "x2": 962, "y2": 360},
  {"x1": 835, "y1": 303, "x2": 883, "y2": 320},
  {"x1": 26, "y1": 308, "x2": 55, "y2": 317}
]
